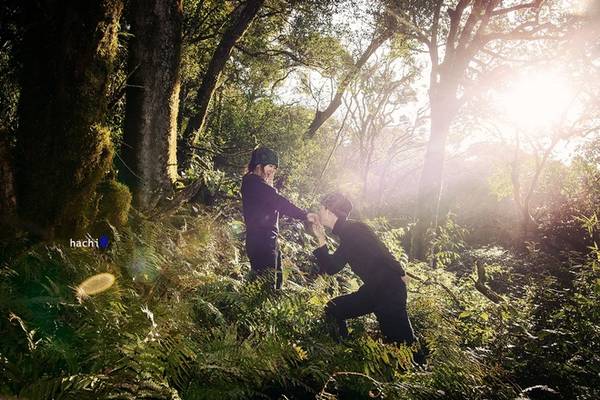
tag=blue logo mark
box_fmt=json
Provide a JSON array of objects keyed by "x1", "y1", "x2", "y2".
[{"x1": 99, "y1": 235, "x2": 110, "y2": 249}]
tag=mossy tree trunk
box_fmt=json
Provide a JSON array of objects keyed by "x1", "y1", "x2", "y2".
[
  {"x1": 120, "y1": 0, "x2": 182, "y2": 211},
  {"x1": 0, "y1": 129, "x2": 16, "y2": 235},
  {"x1": 14, "y1": 0, "x2": 125, "y2": 239}
]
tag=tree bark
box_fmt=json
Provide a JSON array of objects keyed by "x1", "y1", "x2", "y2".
[
  {"x1": 180, "y1": 0, "x2": 265, "y2": 171},
  {"x1": 0, "y1": 129, "x2": 16, "y2": 234},
  {"x1": 121, "y1": 0, "x2": 183, "y2": 210},
  {"x1": 14, "y1": 0, "x2": 125, "y2": 239}
]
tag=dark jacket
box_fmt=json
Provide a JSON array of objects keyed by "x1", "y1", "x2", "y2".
[
  {"x1": 241, "y1": 173, "x2": 307, "y2": 241},
  {"x1": 313, "y1": 218, "x2": 406, "y2": 287}
]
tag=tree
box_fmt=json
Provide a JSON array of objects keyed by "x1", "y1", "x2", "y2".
[
  {"x1": 386, "y1": 0, "x2": 566, "y2": 259},
  {"x1": 14, "y1": 0, "x2": 128, "y2": 238},
  {"x1": 344, "y1": 51, "x2": 416, "y2": 199},
  {"x1": 0, "y1": 1, "x2": 19, "y2": 233},
  {"x1": 480, "y1": 6, "x2": 600, "y2": 243},
  {"x1": 508, "y1": 81, "x2": 599, "y2": 241},
  {"x1": 180, "y1": 0, "x2": 266, "y2": 171},
  {"x1": 172, "y1": 0, "x2": 346, "y2": 196},
  {"x1": 120, "y1": 0, "x2": 183, "y2": 211},
  {"x1": 303, "y1": 26, "x2": 396, "y2": 138},
  {"x1": 0, "y1": 0, "x2": 19, "y2": 130},
  {"x1": 0, "y1": 129, "x2": 16, "y2": 231}
]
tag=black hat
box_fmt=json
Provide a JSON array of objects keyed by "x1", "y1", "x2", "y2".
[
  {"x1": 322, "y1": 192, "x2": 352, "y2": 220},
  {"x1": 250, "y1": 147, "x2": 279, "y2": 168}
]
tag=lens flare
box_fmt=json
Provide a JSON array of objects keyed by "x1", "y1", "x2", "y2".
[{"x1": 76, "y1": 273, "x2": 116, "y2": 300}]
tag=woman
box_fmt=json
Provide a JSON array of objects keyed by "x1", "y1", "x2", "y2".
[{"x1": 241, "y1": 147, "x2": 316, "y2": 289}]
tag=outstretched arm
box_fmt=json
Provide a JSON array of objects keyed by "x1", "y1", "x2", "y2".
[
  {"x1": 267, "y1": 189, "x2": 307, "y2": 220},
  {"x1": 245, "y1": 174, "x2": 307, "y2": 220}
]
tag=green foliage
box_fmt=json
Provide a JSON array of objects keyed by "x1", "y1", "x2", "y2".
[
  {"x1": 0, "y1": 43, "x2": 19, "y2": 130},
  {"x1": 499, "y1": 216, "x2": 600, "y2": 399},
  {"x1": 2, "y1": 0, "x2": 598, "y2": 398},
  {"x1": 2, "y1": 187, "x2": 599, "y2": 399},
  {"x1": 427, "y1": 215, "x2": 468, "y2": 269},
  {"x1": 0, "y1": 0, "x2": 20, "y2": 130},
  {"x1": 1, "y1": 204, "x2": 527, "y2": 399}
]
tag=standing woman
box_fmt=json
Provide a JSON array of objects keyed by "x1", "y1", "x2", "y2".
[{"x1": 241, "y1": 147, "x2": 314, "y2": 289}]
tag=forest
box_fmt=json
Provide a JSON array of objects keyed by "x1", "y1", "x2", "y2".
[{"x1": 0, "y1": 0, "x2": 599, "y2": 399}]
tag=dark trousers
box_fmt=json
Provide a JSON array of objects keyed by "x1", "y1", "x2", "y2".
[
  {"x1": 325, "y1": 280, "x2": 416, "y2": 344},
  {"x1": 245, "y1": 238, "x2": 283, "y2": 289}
]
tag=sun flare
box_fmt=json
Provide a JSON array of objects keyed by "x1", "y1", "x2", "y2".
[{"x1": 497, "y1": 71, "x2": 574, "y2": 129}]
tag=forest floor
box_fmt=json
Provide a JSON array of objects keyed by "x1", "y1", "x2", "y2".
[{"x1": 1, "y1": 202, "x2": 599, "y2": 400}]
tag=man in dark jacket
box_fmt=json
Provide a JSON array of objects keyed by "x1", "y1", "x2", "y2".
[{"x1": 311, "y1": 192, "x2": 416, "y2": 345}]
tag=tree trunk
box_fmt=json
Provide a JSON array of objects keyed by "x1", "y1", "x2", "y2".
[
  {"x1": 180, "y1": 0, "x2": 265, "y2": 171},
  {"x1": 14, "y1": 0, "x2": 125, "y2": 239},
  {"x1": 121, "y1": 0, "x2": 182, "y2": 210},
  {"x1": 511, "y1": 131, "x2": 558, "y2": 244},
  {"x1": 510, "y1": 133, "x2": 530, "y2": 244},
  {"x1": 411, "y1": 85, "x2": 457, "y2": 260},
  {"x1": 0, "y1": 129, "x2": 16, "y2": 234},
  {"x1": 376, "y1": 153, "x2": 392, "y2": 209},
  {"x1": 313, "y1": 107, "x2": 349, "y2": 194},
  {"x1": 362, "y1": 139, "x2": 375, "y2": 200}
]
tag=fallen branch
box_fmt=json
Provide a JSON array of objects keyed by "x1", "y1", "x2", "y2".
[
  {"x1": 151, "y1": 178, "x2": 204, "y2": 217},
  {"x1": 471, "y1": 263, "x2": 504, "y2": 304}
]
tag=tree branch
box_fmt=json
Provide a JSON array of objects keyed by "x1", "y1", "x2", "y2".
[
  {"x1": 234, "y1": 44, "x2": 310, "y2": 67},
  {"x1": 446, "y1": 0, "x2": 472, "y2": 57},
  {"x1": 479, "y1": 22, "x2": 559, "y2": 44},
  {"x1": 303, "y1": 28, "x2": 395, "y2": 139},
  {"x1": 491, "y1": 2, "x2": 538, "y2": 16},
  {"x1": 181, "y1": 0, "x2": 266, "y2": 168}
]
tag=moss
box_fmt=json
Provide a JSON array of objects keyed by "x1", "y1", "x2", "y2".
[
  {"x1": 14, "y1": 1, "x2": 125, "y2": 239},
  {"x1": 55, "y1": 124, "x2": 116, "y2": 238},
  {"x1": 96, "y1": 179, "x2": 132, "y2": 228}
]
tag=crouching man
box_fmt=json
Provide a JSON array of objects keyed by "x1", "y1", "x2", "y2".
[{"x1": 311, "y1": 193, "x2": 416, "y2": 345}]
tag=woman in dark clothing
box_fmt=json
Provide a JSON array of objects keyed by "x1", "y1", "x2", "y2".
[{"x1": 241, "y1": 147, "x2": 317, "y2": 289}]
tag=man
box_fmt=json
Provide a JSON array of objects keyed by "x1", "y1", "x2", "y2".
[{"x1": 310, "y1": 192, "x2": 416, "y2": 345}]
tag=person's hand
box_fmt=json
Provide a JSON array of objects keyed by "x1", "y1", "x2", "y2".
[
  {"x1": 311, "y1": 220, "x2": 327, "y2": 247},
  {"x1": 306, "y1": 212, "x2": 319, "y2": 224},
  {"x1": 401, "y1": 274, "x2": 409, "y2": 285},
  {"x1": 305, "y1": 213, "x2": 326, "y2": 246}
]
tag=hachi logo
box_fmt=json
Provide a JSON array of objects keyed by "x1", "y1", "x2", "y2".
[{"x1": 70, "y1": 234, "x2": 110, "y2": 250}]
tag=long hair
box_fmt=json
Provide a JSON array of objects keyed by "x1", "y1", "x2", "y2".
[
  {"x1": 246, "y1": 161, "x2": 257, "y2": 174},
  {"x1": 246, "y1": 163, "x2": 273, "y2": 186}
]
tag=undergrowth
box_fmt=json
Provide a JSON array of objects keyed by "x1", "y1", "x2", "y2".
[{"x1": 1, "y1": 205, "x2": 598, "y2": 399}]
